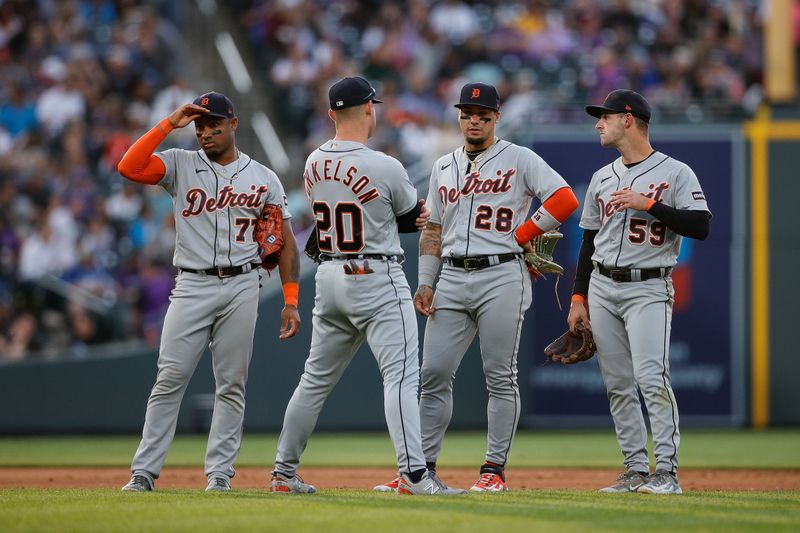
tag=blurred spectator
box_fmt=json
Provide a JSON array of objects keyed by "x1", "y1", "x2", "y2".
[
  {"x1": 0, "y1": 0, "x2": 184, "y2": 361},
  {"x1": 0, "y1": 0, "x2": 767, "y2": 361}
]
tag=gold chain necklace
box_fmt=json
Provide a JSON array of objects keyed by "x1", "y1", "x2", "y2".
[
  {"x1": 215, "y1": 149, "x2": 241, "y2": 181},
  {"x1": 467, "y1": 138, "x2": 497, "y2": 172}
]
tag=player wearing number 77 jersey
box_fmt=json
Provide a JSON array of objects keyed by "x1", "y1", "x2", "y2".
[
  {"x1": 569, "y1": 90, "x2": 711, "y2": 494},
  {"x1": 374, "y1": 82, "x2": 579, "y2": 493},
  {"x1": 270, "y1": 76, "x2": 464, "y2": 495}
]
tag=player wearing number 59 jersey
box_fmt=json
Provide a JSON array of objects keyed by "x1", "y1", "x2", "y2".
[
  {"x1": 271, "y1": 77, "x2": 462, "y2": 496},
  {"x1": 569, "y1": 90, "x2": 711, "y2": 494}
]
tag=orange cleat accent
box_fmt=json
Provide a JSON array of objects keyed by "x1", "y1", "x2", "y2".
[{"x1": 470, "y1": 472, "x2": 508, "y2": 492}]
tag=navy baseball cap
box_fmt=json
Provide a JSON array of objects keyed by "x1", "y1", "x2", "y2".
[
  {"x1": 193, "y1": 91, "x2": 235, "y2": 119},
  {"x1": 454, "y1": 82, "x2": 500, "y2": 111},
  {"x1": 585, "y1": 89, "x2": 651, "y2": 123},
  {"x1": 329, "y1": 76, "x2": 383, "y2": 110}
]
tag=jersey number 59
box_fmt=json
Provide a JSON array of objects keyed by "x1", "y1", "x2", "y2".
[
  {"x1": 313, "y1": 201, "x2": 365, "y2": 253},
  {"x1": 628, "y1": 218, "x2": 666, "y2": 246}
]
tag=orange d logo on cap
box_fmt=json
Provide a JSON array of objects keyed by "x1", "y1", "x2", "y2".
[{"x1": 471, "y1": 88, "x2": 481, "y2": 99}]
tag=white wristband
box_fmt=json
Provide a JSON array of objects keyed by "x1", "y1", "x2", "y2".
[
  {"x1": 531, "y1": 205, "x2": 560, "y2": 233},
  {"x1": 418, "y1": 255, "x2": 442, "y2": 288}
]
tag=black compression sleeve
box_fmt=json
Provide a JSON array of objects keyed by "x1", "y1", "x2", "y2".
[
  {"x1": 647, "y1": 203, "x2": 711, "y2": 240},
  {"x1": 573, "y1": 229, "x2": 597, "y2": 297},
  {"x1": 396, "y1": 203, "x2": 422, "y2": 233}
]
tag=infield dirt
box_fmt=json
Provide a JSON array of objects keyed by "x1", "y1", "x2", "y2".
[{"x1": 2, "y1": 467, "x2": 799, "y2": 491}]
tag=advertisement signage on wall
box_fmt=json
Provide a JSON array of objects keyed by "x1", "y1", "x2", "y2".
[{"x1": 524, "y1": 135, "x2": 744, "y2": 426}]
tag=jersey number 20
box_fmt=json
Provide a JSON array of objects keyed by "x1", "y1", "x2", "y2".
[{"x1": 313, "y1": 201, "x2": 365, "y2": 253}]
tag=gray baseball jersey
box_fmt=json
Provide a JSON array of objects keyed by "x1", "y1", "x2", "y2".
[
  {"x1": 420, "y1": 139, "x2": 569, "y2": 470},
  {"x1": 427, "y1": 140, "x2": 569, "y2": 256},
  {"x1": 579, "y1": 151, "x2": 709, "y2": 267},
  {"x1": 130, "y1": 149, "x2": 288, "y2": 483},
  {"x1": 275, "y1": 139, "x2": 427, "y2": 477},
  {"x1": 579, "y1": 150, "x2": 710, "y2": 476},
  {"x1": 156, "y1": 149, "x2": 290, "y2": 269}
]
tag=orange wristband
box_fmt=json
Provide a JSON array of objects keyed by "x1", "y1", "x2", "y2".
[
  {"x1": 571, "y1": 294, "x2": 587, "y2": 303},
  {"x1": 514, "y1": 219, "x2": 544, "y2": 244},
  {"x1": 282, "y1": 282, "x2": 299, "y2": 307},
  {"x1": 645, "y1": 198, "x2": 656, "y2": 211}
]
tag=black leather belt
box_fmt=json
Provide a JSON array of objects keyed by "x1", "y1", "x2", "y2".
[
  {"x1": 319, "y1": 254, "x2": 402, "y2": 262},
  {"x1": 443, "y1": 253, "x2": 520, "y2": 271},
  {"x1": 180, "y1": 263, "x2": 260, "y2": 278},
  {"x1": 596, "y1": 263, "x2": 671, "y2": 282}
]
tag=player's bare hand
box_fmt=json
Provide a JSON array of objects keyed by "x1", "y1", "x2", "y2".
[
  {"x1": 167, "y1": 104, "x2": 209, "y2": 129},
  {"x1": 609, "y1": 188, "x2": 651, "y2": 212},
  {"x1": 567, "y1": 297, "x2": 590, "y2": 333},
  {"x1": 521, "y1": 240, "x2": 534, "y2": 253},
  {"x1": 413, "y1": 285, "x2": 436, "y2": 316},
  {"x1": 415, "y1": 199, "x2": 430, "y2": 231},
  {"x1": 280, "y1": 305, "x2": 301, "y2": 339}
]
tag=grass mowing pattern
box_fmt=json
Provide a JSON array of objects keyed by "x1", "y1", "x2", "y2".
[
  {"x1": 0, "y1": 489, "x2": 798, "y2": 533},
  {"x1": 0, "y1": 429, "x2": 798, "y2": 468}
]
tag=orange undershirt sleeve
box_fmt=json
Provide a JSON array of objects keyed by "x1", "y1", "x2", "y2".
[
  {"x1": 117, "y1": 118, "x2": 173, "y2": 185},
  {"x1": 514, "y1": 186, "x2": 579, "y2": 244}
]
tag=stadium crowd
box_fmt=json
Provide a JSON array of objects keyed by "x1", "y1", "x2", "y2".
[
  {"x1": 0, "y1": 0, "x2": 765, "y2": 360},
  {"x1": 239, "y1": 0, "x2": 764, "y2": 174}
]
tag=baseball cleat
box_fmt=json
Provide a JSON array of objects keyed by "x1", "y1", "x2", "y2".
[
  {"x1": 269, "y1": 472, "x2": 317, "y2": 494},
  {"x1": 637, "y1": 470, "x2": 682, "y2": 494},
  {"x1": 373, "y1": 476, "x2": 401, "y2": 492},
  {"x1": 397, "y1": 471, "x2": 445, "y2": 495},
  {"x1": 206, "y1": 475, "x2": 232, "y2": 492},
  {"x1": 599, "y1": 470, "x2": 649, "y2": 493},
  {"x1": 470, "y1": 472, "x2": 508, "y2": 492},
  {"x1": 121, "y1": 473, "x2": 154, "y2": 492},
  {"x1": 429, "y1": 471, "x2": 468, "y2": 495}
]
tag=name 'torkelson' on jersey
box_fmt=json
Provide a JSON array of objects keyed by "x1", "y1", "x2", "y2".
[{"x1": 303, "y1": 158, "x2": 380, "y2": 205}]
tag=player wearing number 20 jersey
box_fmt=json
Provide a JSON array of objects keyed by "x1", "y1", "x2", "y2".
[{"x1": 272, "y1": 77, "x2": 459, "y2": 496}]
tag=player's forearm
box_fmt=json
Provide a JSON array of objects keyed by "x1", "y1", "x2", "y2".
[
  {"x1": 278, "y1": 231, "x2": 301, "y2": 285},
  {"x1": 278, "y1": 228, "x2": 301, "y2": 308},
  {"x1": 515, "y1": 186, "x2": 579, "y2": 244},
  {"x1": 572, "y1": 229, "x2": 597, "y2": 298},
  {"x1": 419, "y1": 222, "x2": 442, "y2": 258},
  {"x1": 646, "y1": 201, "x2": 711, "y2": 240},
  {"x1": 418, "y1": 221, "x2": 442, "y2": 288},
  {"x1": 117, "y1": 118, "x2": 171, "y2": 184}
]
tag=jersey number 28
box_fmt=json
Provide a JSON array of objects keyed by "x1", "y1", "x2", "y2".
[{"x1": 313, "y1": 201, "x2": 365, "y2": 253}]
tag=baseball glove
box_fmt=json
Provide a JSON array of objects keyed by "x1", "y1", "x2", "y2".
[
  {"x1": 524, "y1": 230, "x2": 564, "y2": 279},
  {"x1": 304, "y1": 230, "x2": 322, "y2": 263},
  {"x1": 253, "y1": 203, "x2": 284, "y2": 273},
  {"x1": 543, "y1": 323, "x2": 596, "y2": 364}
]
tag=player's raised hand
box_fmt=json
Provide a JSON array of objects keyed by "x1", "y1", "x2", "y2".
[
  {"x1": 413, "y1": 285, "x2": 436, "y2": 316},
  {"x1": 280, "y1": 305, "x2": 301, "y2": 339},
  {"x1": 167, "y1": 104, "x2": 209, "y2": 129},
  {"x1": 415, "y1": 199, "x2": 430, "y2": 231},
  {"x1": 609, "y1": 188, "x2": 651, "y2": 212},
  {"x1": 567, "y1": 297, "x2": 590, "y2": 333}
]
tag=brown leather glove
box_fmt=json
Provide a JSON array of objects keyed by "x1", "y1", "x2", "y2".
[
  {"x1": 543, "y1": 323, "x2": 596, "y2": 364},
  {"x1": 253, "y1": 204, "x2": 284, "y2": 273}
]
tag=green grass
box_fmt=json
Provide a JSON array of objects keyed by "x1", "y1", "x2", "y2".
[
  {"x1": 1, "y1": 431, "x2": 798, "y2": 532},
  {"x1": 0, "y1": 429, "x2": 798, "y2": 468},
  {"x1": 0, "y1": 489, "x2": 798, "y2": 533}
]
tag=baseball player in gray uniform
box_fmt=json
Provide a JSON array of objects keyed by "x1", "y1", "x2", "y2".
[
  {"x1": 117, "y1": 92, "x2": 301, "y2": 492},
  {"x1": 377, "y1": 82, "x2": 578, "y2": 493},
  {"x1": 568, "y1": 90, "x2": 711, "y2": 494},
  {"x1": 269, "y1": 77, "x2": 463, "y2": 496}
]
